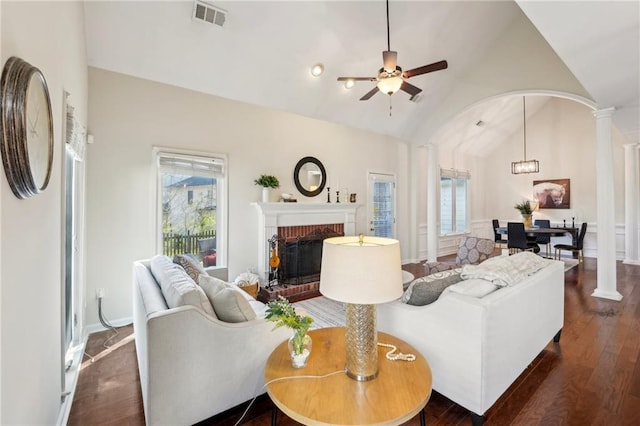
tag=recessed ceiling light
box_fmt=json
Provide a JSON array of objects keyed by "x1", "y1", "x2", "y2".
[
  {"x1": 344, "y1": 79, "x2": 355, "y2": 89},
  {"x1": 310, "y1": 63, "x2": 324, "y2": 77}
]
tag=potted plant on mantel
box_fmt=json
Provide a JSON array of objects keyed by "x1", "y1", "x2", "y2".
[
  {"x1": 265, "y1": 296, "x2": 314, "y2": 368},
  {"x1": 254, "y1": 174, "x2": 280, "y2": 203},
  {"x1": 514, "y1": 200, "x2": 534, "y2": 228}
]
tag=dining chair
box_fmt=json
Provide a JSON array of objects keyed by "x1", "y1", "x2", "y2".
[
  {"x1": 534, "y1": 219, "x2": 551, "y2": 257},
  {"x1": 507, "y1": 222, "x2": 536, "y2": 255},
  {"x1": 492, "y1": 219, "x2": 507, "y2": 248},
  {"x1": 554, "y1": 222, "x2": 588, "y2": 262}
]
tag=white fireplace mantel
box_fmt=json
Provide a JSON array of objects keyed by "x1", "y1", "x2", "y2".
[{"x1": 252, "y1": 202, "x2": 360, "y2": 279}]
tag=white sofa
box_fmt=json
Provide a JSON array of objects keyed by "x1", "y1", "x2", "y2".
[
  {"x1": 133, "y1": 259, "x2": 290, "y2": 426},
  {"x1": 377, "y1": 255, "x2": 564, "y2": 425}
]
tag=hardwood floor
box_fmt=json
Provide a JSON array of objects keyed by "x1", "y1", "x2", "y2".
[{"x1": 68, "y1": 256, "x2": 640, "y2": 425}]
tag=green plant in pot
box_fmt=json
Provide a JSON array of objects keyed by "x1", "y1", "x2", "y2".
[
  {"x1": 254, "y1": 174, "x2": 280, "y2": 202},
  {"x1": 265, "y1": 296, "x2": 314, "y2": 368},
  {"x1": 514, "y1": 200, "x2": 533, "y2": 228}
]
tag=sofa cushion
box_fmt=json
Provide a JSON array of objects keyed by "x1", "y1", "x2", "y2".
[
  {"x1": 210, "y1": 288, "x2": 257, "y2": 322},
  {"x1": 402, "y1": 268, "x2": 463, "y2": 306},
  {"x1": 173, "y1": 253, "x2": 206, "y2": 282},
  {"x1": 149, "y1": 255, "x2": 215, "y2": 316},
  {"x1": 199, "y1": 274, "x2": 258, "y2": 322},
  {"x1": 447, "y1": 278, "x2": 499, "y2": 298}
]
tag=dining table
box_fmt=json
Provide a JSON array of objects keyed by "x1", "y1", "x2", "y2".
[{"x1": 496, "y1": 226, "x2": 571, "y2": 256}]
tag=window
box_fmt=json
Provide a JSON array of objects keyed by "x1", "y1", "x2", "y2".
[
  {"x1": 156, "y1": 149, "x2": 226, "y2": 268},
  {"x1": 440, "y1": 168, "x2": 469, "y2": 235}
]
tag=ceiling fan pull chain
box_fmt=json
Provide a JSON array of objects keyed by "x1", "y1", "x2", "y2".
[{"x1": 389, "y1": 97, "x2": 393, "y2": 117}]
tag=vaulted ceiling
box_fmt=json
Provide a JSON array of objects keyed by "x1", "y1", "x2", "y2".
[{"x1": 83, "y1": 1, "x2": 639, "y2": 155}]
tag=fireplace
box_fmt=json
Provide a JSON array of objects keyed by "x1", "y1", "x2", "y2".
[
  {"x1": 277, "y1": 226, "x2": 344, "y2": 285},
  {"x1": 252, "y1": 202, "x2": 359, "y2": 301}
]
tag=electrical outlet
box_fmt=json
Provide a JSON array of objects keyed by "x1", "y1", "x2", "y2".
[{"x1": 96, "y1": 288, "x2": 105, "y2": 299}]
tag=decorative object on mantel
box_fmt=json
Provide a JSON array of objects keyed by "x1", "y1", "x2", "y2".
[
  {"x1": 511, "y1": 96, "x2": 539, "y2": 174},
  {"x1": 265, "y1": 296, "x2": 314, "y2": 368},
  {"x1": 350, "y1": 193, "x2": 357, "y2": 203},
  {"x1": 336, "y1": 190, "x2": 341, "y2": 203},
  {"x1": 254, "y1": 174, "x2": 280, "y2": 203},
  {"x1": 514, "y1": 200, "x2": 534, "y2": 228},
  {"x1": 1, "y1": 56, "x2": 54, "y2": 199},
  {"x1": 326, "y1": 186, "x2": 331, "y2": 203},
  {"x1": 280, "y1": 193, "x2": 297, "y2": 202}
]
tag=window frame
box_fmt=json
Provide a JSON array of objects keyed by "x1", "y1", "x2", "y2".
[
  {"x1": 153, "y1": 147, "x2": 228, "y2": 269},
  {"x1": 439, "y1": 168, "x2": 470, "y2": 236}
]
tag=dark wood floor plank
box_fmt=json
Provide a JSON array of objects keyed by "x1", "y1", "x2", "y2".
[{"x1": 68, "y1": 256, "x2": 640, "y2": 425}]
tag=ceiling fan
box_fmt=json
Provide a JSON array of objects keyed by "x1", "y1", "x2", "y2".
[{"x1": 337, "y1": 0, "x2": 448, "y2": 102}]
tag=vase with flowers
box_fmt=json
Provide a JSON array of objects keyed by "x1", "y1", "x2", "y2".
[
  {"x1": 265, "y1": 296, "x2": 314, "y2": 368},
  {"x1": 514, "y1": 200, "x2": 533, "y2": 228},
  {"x1": 254, "y1": 174, "x2": 280, "y2": 203}
]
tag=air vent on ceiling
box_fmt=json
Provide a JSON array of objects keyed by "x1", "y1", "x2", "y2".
[{"x1": 193, "y1": 0, "x2": 226, "y2": 28}]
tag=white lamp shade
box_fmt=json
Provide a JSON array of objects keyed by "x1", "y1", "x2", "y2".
[{"x1": 320, "y1": 236, "x2": 403, "y2": 304}]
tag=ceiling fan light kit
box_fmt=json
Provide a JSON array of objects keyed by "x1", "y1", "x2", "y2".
[
  {"x1": 310, "y1": 63, "x2": 324, "y2": 77},
  {"x1": 337, "y1": 0, "x2": 448, "y2": 108}
]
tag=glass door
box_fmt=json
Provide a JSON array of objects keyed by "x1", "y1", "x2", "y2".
[{"x1": 367, "y1": 173, "x2": 396, "y2": 238}]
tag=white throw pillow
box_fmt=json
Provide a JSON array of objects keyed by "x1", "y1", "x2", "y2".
[
  {"x1": 149, "y1": 255, "x2": 215, "y2": 316},
  {"x1": 447, "y1": 278, "x2": 499, "y2": 298},
  {"x1": 210, "y1": 288, "x2": 257, "y2": 323},
  {"x1": 198, "y1": 274, "x2": 229, "y2": 301}
]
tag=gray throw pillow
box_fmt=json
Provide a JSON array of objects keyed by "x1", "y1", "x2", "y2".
[
  {"x1": 173, "y1": 253, "x2": 206, "y2": 282},
  {"x1": 402, "y1": 269, "x2": 463, "y2": 306}
]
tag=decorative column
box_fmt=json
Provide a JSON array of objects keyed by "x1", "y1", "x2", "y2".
[
  {"x1": 426, "y1": 143, "x2": 438, "y2": 262},
  {"x1": 592, "y1": 107, "x2": 622, "y2": 301},
  {"x1": 408, "y1": 144, "x2": 418, "y2": 263},
  {"x1": 623, "y1": 143, "x2": 640, "y2": 265}
]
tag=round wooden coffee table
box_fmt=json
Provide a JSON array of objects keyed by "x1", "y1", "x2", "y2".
[{"x1": 265, "y1": 327, "x2": 432, "y2": 425}]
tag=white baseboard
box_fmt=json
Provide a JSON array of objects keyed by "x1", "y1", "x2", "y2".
[{"x1": 84, "y1": 316, "x2": 133, "y2": 337}]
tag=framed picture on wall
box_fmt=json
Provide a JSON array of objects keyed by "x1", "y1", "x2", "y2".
[{"x1": 533, "y1": 178, "x2": 570, "y2": 209}]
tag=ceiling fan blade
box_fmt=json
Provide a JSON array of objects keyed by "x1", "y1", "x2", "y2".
[
  {"x1": 337, "y1": 77, "x2": 377, "y2": 81},
  {"x1": 400, "y1": 81, "x2": 422, "y2": 97},
  {"x1": 360, "y1": 86, "x2": 380, "y2": 101},
  {"x1": 402, "y1": 60, "x2": 448, "y2": 79},
  {"x1": 382, "y1": 51, "x2": 398, "y2": 72}
]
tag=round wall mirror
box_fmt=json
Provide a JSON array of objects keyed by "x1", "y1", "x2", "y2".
[{"x1": 293, "y1": 156, "x2": 326, "y2": 197}]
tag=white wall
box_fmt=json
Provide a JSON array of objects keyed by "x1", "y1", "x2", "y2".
[
  {"x1": 85, "y1": 68, "x2": 410, "y2": 328},
  {"x1": 484, "y1": 97, "x2": 625, "y2": 225},
  {"x1": 1, "y1": 2, "x2": 88, "y2": 424}
]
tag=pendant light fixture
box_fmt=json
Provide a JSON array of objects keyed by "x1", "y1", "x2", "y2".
[{"x1": 511, "y1": 96, "x2": 539, "y2": 174}]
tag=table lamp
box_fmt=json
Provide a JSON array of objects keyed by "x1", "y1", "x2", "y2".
[{"x1": 319, "y1": 235, "x2": 403, "y2": 381}]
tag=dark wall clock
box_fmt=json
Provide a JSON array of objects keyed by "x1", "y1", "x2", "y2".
[{"x1": 0, "y1": 56, "x2": 54, "y2": 199}]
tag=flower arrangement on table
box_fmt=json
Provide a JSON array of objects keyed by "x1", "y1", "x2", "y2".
[{"x1": 265, "y1": 296, "x2": 314, "y2": 367}]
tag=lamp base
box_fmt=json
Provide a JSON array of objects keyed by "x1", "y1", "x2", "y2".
[{"x1": 345, "y1": 303, "x2": 378, "y2": 381}]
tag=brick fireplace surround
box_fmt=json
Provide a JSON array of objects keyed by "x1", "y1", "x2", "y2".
[{"x1": 252, "y1": 202, "x2": 359, "y2": 301}]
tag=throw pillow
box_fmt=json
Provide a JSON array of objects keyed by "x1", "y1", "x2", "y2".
[
  {"x1": 149, "y1": 255, "x2": 215, "y2": 317},
  {"x1": 447, "y1": 278, "x2": 499, "y2": 298},
  {"x1": 210, "y1": 288, "x2": 257, "y2": 323},
  {"x1": 402, "y1": 269, "x2": 463, "y2": 306},
  {"x1": 198, "y1": 274, "x2": 228, "y2": 302},
  {"x1": 173, "y1": 253, "x2": 206, "y2": 282}
]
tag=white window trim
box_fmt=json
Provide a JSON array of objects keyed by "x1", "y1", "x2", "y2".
[
  {"x1": 152, "y1": 146, "x2": 228, "y2": 267},
  {"x1": 439, "y1": 167, "x2": 470, "y2": 236}
]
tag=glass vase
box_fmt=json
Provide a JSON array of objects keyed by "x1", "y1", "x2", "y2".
[{"x1": 288, "y1": 331, "x2": 312, "y2": 368}]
